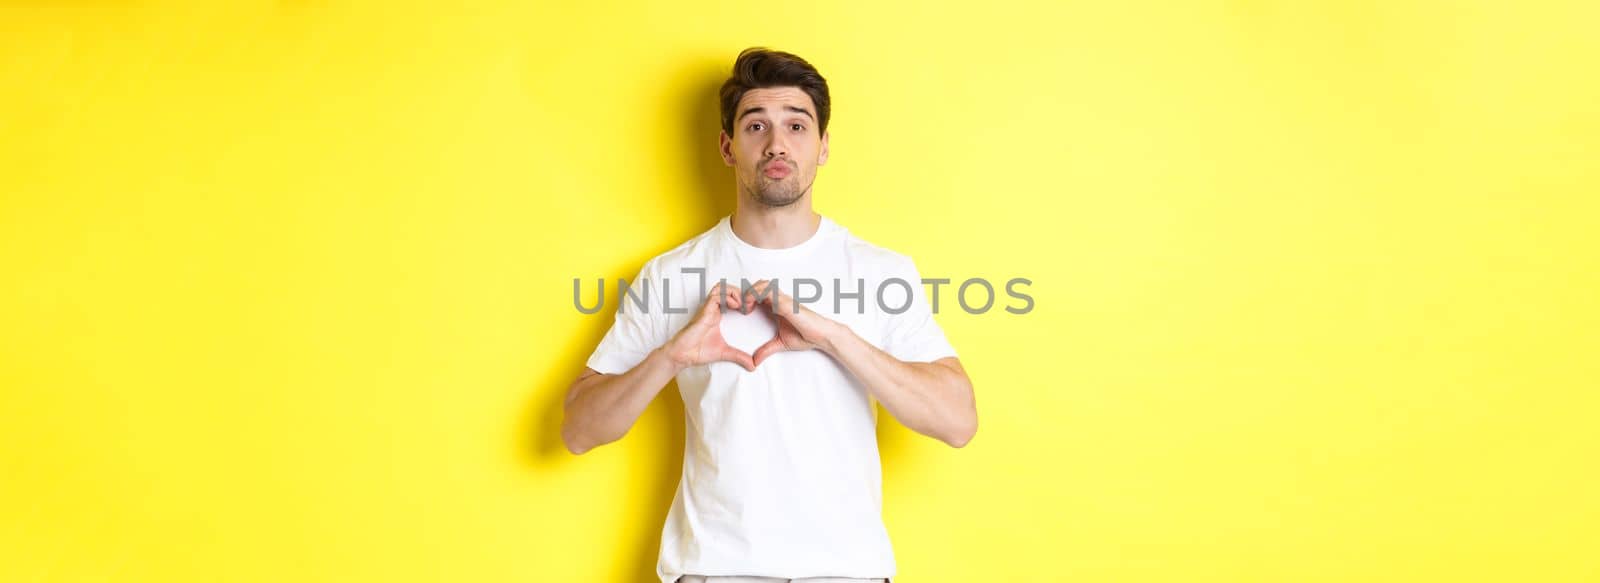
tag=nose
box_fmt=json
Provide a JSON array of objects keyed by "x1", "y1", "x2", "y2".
[{"x1": 763, "y1": 136, "x2": 788, "y2": 160}]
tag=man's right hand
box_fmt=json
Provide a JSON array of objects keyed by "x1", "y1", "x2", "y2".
[{"x1": 660, "y1": 282, "x2": 756, "y2": 372}]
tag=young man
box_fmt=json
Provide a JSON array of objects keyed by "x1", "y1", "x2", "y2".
[{"x1": 561, "y1": 47, "x2": 977, "y2": 583}]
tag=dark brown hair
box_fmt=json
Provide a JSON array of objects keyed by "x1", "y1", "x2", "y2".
[{"x1": 719, "y1": 47, "x2": 831, "y2": 136}]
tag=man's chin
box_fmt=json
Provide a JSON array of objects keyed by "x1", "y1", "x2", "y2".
[{"x1": 750, "y1": 185, "x2": 803, "y2": 207}]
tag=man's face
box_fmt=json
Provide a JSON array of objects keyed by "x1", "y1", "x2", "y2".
[{"x1": 720, "y1": 87, "x2": 829, "y2": 208}]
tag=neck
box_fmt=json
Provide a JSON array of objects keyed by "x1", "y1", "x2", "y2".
[{"x1": 730, "y1": 195, "x2": 821, "y2": 249}]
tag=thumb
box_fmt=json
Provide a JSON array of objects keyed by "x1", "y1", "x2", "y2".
[
  {"x1": 720, "y1": 346, "x2": 756, "y2": 372},
  {"x1": 752, "y1": 337, "x2": 786, "y2": 368}
]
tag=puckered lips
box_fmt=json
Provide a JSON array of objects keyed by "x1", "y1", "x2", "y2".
[{"x1": 762, "y1": 160, "x2": 792, "y2": 179}]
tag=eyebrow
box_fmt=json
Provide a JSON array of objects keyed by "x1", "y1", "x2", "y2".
[{"x1": 736, "y1": 105, "x2": 816, "y2": 124}]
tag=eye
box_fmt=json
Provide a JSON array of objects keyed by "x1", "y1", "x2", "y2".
[
  {"x1": 749, "y1": 122, "x2": 764, "y2": 131},
  {"x1": 790, "y1": 123, "x2": 805, "y2": 131}
]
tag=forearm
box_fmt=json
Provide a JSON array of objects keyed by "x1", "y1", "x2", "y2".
[
  {"x1": 560, "y1": 347, "x2": 682, "y2": 454},
  {"x1": 821, "y1": 323, "x2": 977, "y2": 447}
]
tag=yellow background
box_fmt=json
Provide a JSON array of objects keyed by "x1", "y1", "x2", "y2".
[{"x1": 3, "y1": 1, "x2": 1597, "y2": 581}]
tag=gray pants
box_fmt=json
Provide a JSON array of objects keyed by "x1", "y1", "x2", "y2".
[{"x1": 675, "y1": 577, "x2": 888, "y2": 583}]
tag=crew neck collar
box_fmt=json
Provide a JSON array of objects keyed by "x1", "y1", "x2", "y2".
[{"x1": 718, "y1": 214, "x2": 835, "y2": 257}]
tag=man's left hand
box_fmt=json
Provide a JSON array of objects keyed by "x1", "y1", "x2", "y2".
[{"x1": 740, "y1": 279, "x2": 843, "y2": 367}]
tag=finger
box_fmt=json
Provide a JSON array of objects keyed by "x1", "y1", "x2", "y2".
[
  {"x1": 744, "y1": 280, "x2": 771, "y2": 314},
  {"x1": 752, "y1": 337, "x2": 786, "y2": 367},
  {"x1": 738, "y1": 281, "x2": 756, "y2": 314},
  {"x1": 721, "y1": 284, "x2": 744, "y2": 312},
  {"x1": 720, "y1": 346, "x2": 755, "y2": 372},
  {"x1": 758, "y1": 289, "x2": 798, "y2": 319},
  {"x1": 707, "y1": 335, "x2": 754, "y2": 371},
  {"x1": 772, "y1": 286, "x2": 802, "y2": 316},
  {"x1": 748, "y1": 280, "x2": 793, "y2": 314},
  {"x1": 700, "y1": 283, "x2": 725, "y2": 316},
  {"x1": 703, "y1": 282, "x2": 739, "y2": 315}
]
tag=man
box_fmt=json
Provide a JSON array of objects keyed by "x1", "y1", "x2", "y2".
[{"x1": 561, "y1": 47, "x2": 977, "y2": 583}]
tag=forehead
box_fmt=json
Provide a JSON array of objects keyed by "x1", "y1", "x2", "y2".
[{"x1": 736, "y1": 87, "x2": 816, "y2": 116}]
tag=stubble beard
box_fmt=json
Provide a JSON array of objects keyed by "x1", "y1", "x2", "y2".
[{"x1": 746, "y1": 172, "x2": 808, "y2": 208}]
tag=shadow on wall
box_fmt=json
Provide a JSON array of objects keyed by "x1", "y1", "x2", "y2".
[
  {"x1": 520, "y1": 54, "x2": 916, "y2": 582},
  {"x1": 518, "y1": 58, "x2": 729, "y2": 582}
]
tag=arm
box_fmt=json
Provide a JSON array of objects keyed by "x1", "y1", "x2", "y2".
[
  {"x1": 742, "y1": 280, "x2": 978, "y2": 448},
  {"x1": 560, "y1": 352, "x2": 680, "y2": 455},
  {"x1": 823, "y1": 334, "x2": 976, "y2": 448},
  {"x1": 561, "y1": 282, "x2": 754, "y2": 455}
]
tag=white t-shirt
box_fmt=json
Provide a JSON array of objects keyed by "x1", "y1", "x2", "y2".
[{"x1": 584, "y1": 215, "x2": 958, "y2": 582}]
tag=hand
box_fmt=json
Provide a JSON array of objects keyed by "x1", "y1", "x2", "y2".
[
  {"x1": 741, "y1": 279, "x2": 843, "y2": 367},
  {"x1": 662, "y1": 282, "x2": 756, "y2": 372}
]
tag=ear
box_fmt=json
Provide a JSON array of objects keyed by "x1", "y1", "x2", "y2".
[
  {"x1": 818, "y1": 130, "x2": 829, "y2": 166},
  {"x1": 719, "y1": 130, "x2": 736, "y2": 167}
]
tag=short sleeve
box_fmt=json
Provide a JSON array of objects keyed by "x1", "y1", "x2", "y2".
[
  {"x1": 584, "y1": 259, "x2": 671, "y2": 375},
  {"x1": 880, "y1": 257, "x2": 959, "y2": 363}
]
